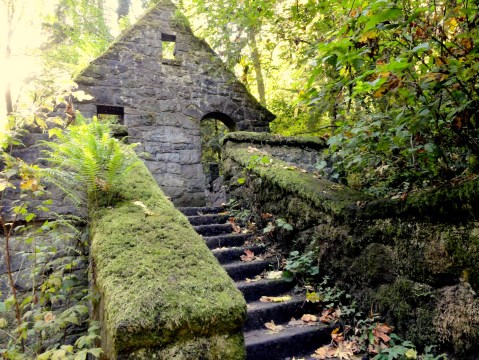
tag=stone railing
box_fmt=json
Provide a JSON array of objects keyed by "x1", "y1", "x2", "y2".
[
  {"x1": 89, "y1": 156, "x2": 246, "y2": 359},
  {"x1": 222, "y1": 132, "x2": 327, "y2": 173},
  {"x1": 222, "y1": 134, "x2": 479, "y2": 357}
]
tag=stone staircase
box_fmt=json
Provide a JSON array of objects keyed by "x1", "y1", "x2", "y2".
[{"x1": 179, "y1": 206, "x2": 333, "y2": 360}]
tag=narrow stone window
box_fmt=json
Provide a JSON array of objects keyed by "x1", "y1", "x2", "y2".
[
  {"x1": 97, "y1": 105, "x2": 124, "y2": 124},
  {"x1": 161, "y1": 33, "x2": 176, "y2": 60}
]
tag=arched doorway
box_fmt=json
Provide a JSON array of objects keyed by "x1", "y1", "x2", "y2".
[{"x1": 200, "y1": 112, "x2": 234, "y2": 200}]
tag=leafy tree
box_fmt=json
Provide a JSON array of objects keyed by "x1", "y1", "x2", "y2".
[
  {"x1": 298, "y1": 0, "x2": 479, "y2": 194},
  {"x1": 41, "y1": 0, "x2": 113, "y2": 75}
]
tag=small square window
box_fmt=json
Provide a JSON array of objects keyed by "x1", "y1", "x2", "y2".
[
  {"x1": 97, "y1": 105, "x2": 124, "y2": 124},
  {"x1": 161, "y1": 33, "x2": 176, "y2": 60}
]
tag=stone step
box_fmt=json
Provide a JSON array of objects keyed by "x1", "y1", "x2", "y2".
[
  {"x1": 203, "y1": 233, "x2": 253, "y2": 250},
  {"x1": 194, "y1": 223, "x2": 233, "y2": 236},
  {"x1": 245, "y1": 323, "x2": 333, "y2": 360},
  {"x1": 223, "y1": 260, "x2": 271, "y2": 281},
  {"x1": 187, "y1": 213, "x2": 230, "y2": 226},
  {"x1": 245, "y1": 294, "x2": 314, "y2": 331},
  {"x1": 212, "y1": 245, "x2": 266, "y2": 264},
  {"x1": 236, "y1": 278, "x2": 295, "y2": 302},
  {"x1": 178, "y1": 206, "x2": 223, "y2": 216}
]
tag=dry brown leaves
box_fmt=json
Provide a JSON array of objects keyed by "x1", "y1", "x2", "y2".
[
  {"x1": 260, "y1": 295, "x2": 292, "y2": 303},
  {"x1": 368, "y1": 323, "x2": 394, "y2": 355},
  {"x1": 240, "y1": 249, "x2": 255, "y2": 262},
  {"x1": 313, "y1": 328, "x2": 360, "y2": 359},
  {"x1": 264, "y1": 320, "x2": 285, "y2": 334},
  {"x1": 228, "y1": 217, "x2": 241, "y2": 233},
  {"x1": 245, "y1": 275, "x2": 262, "y2": 283},
  {"x1": 301, "y1": 314, "x2": 318, "y2": 323},
  {"x1": 319, "y1": 308, "x2": 341, "y2": 323}
]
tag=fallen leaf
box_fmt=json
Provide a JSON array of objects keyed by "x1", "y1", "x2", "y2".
[
  {"x1": 332, "y1": 331, "x2": 345, "y2": 344},
  {"x1": 288, "y1": 317, "x2": 304, "y2": 326},
  {"x1": 320, "y1": 308, "x2": 336, "y2": 323},
  {"x1": 306, "y1": 291, "x2": 322, "y2": 303},
  {"x1": 264, "y1": 320, "x2": 284, "y2": 333},
  {"x1": 240, "y1": 249, "x2": 255, "y2": 262},
  {"x1": 44, "y1": 312, "x2": 55, "y2": 323},
  {"x1": 266, "y1": 271, "x2": 283, "y2": 280},
  {"x1": 372, "y1": 323, "x2": 393, "y2": 344},
  {"x1": 334, "y1": 341, "x2": 356, "y2": 359},
  {"x1": 405, "y1": 348, "x2": 418, "y2": 359},
  {"x1": 247, "y1": 146, "x2": 261, "y2": 153},
  {"x1": 132, "y1": 200, "x2": 155, "y2": 216},
  {"x1": 228, "y1": 217, "x2": 241, "y2": 233},
  {"x1": 260, "y1": 295, "x2": 292, "y2": 303},
  {"x1": 301, "y1": 314, "x2": 318, "y2": 323},
  {"x1": 246, "y1": 275, "x2": 262, "y2": 283},
  {"x1": 312, "y1": 345, "x2": 336, "y2": 359},
  {"x1": 261, "y1": 213, "x2": 273, "y2": 219}
]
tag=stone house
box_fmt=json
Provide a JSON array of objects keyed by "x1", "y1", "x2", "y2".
[{"x1": 74, "y1": 0, "x2": 274, "y2": 206}]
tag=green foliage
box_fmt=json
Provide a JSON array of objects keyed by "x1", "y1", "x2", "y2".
[
  {"x1": 283, "y1": 250, "x2": 318, "y2": 282},
  {"x1": 188, "y1": 0, "x2": 479, "y2": 194},
  {"x1": 299, "y1": 0, "x2": 479, "y2": 195},
  {"x1": 201, "y1": 118, "x2": 229, "y2": 173},
  {"x1": 224, "y1": 198, "x2": 252, "y2": 223},
  {"x1": 0, "y1": 140, "x2": 101, "y2": 359},
  {"x1": 372, "y1": 334, "x2": 447, "y2": 360},
  {"x1": 263, "y1": 218, "x2": 293, "y2": 234},
  {"x1": 41, "y1": 0, "x2": 113, "y2": 75},
  {"x1": 41, "y1": 117, "x2": 140, "y2": 212}
]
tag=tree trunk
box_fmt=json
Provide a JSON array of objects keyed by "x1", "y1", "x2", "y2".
[
  {"x1": 247, "y1": 28, "x2": 266, "y2": 106},
  {"x1": 117, "y1": 0, "x2": 130, "y2": 21}
]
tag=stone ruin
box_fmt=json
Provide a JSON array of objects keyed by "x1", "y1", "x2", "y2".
[{"x1": 74, "y1": 0, "x2": 274, "y2": 206}]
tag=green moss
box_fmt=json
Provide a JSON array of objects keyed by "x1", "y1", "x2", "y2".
[
  {"x1": 350, "y1": 244, "x2": 397, "y2": 287},
  {"x1": 375, "y1": 278, "x2": 438, "y2": 349},
  {"x1": 223, "y1": 132, "x2": 327, "y2": 150},
  {"x1": 109, "y1": 124, "x2": 129, "y2": 137},
  {"x1": 362, "y1": 176, "x2": 479, "y2": 221},
  {"x1": 121, "y1": 333, "x2": 244, "y2": 359},
  {"x1": 90, "y1": 158, "x2": 246, "y2": 358},
  {"x1": 443, "y1": 226, "x2": 479, "y2": 290},
  {"x1": 224, "y1": 146, "x2": 370, "y2": 220}
]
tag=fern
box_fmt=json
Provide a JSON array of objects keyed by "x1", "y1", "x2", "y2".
[{"x1": 40, "y1": 119, "x2": 139, "y2": 215}]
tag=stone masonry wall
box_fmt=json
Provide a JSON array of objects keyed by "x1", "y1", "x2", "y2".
[
  {"x1": 221, "y1": 136, "x2": 479, "y2": 358},
  {"x1": 75, "y1": 0, "x2": 274, "y2": 206}
]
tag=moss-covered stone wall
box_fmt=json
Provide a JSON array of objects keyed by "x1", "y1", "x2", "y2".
[
  {"x1": 89, "y1": 157, "x2": 246, "y2": 359},
  {"x1": 222, "y1": 136, "x2": 479, "y2": 357},
  {"x1": 222, "y1": 132, "x2": 327, "y2": 174}
]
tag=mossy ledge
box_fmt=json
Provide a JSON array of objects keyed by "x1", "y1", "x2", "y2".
[
  {"x1": 89, "y1": 157, "x2": 246, "y2": 359},
  {"x1": 223, "y1": 132, "x2": 327, "y2": 151},
  {"x1": 224, "y1": 135, "x2": 479, "y2": 222},
  {"x1": 223, "y1": 145, "x2": 370, "y2": 221}
]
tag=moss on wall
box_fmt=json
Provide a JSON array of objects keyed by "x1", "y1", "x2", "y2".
[
  {"x1": 90, "y1": 158, "x2": 246, "y2": 359},
  {"x1": 222, "y1": 140, "x2": 479, "y2": 356},
  {"x1": 223, "y1": 132, "x2": 327, "y2": 150},
  {"x1": 118, "y1": 333, "x2": 244, "y2": 360},
  {"x1": 223, "y1": 145, "x2": 370, "y2": 221}
]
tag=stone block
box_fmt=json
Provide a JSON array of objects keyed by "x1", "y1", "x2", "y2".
[
  {"x1": 167, "y1": 162, "x2": 182, "y2": 174},
  {"x1": 179, "y1": 150, "x2": 201, "y2": 165},
  {"x1": 155, "y1": 152, "x2": 180, "y2": 163},
  {"x1": 156, "y1": 173, "x2": 185, "y2": 187},
  {"x1": 144, "y1": 160, "x2": 167, "y2": 174},
  {"x1": 182, "y1": 164, "x2": 204, "y2": 180}
]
